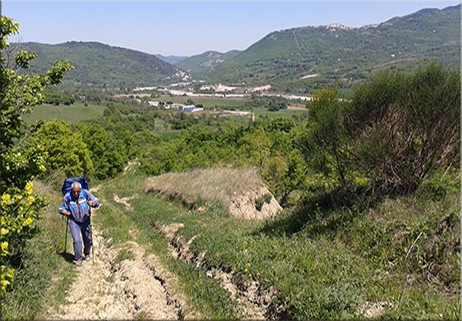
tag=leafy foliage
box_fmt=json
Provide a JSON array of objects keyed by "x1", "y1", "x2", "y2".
[
  {"x1": 32, "y1": 119, "x2": 94, "y2": 177},
  {"x1": 255, "y1": 193, "x2": 272, "y2": 211},
  {"x1": 75, "y1": 123, "x2": 127, "y2": 179},
  {"x1": 0, "y1": 16, "x2": 72, "y2": 296},
  {"x1": 300, "y1": 62, "x2": 460, "y2": 206}
]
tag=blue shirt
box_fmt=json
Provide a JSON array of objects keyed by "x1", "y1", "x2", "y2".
[{"x1": 59, "y1": 189, "x2": 100, "y2": 223}]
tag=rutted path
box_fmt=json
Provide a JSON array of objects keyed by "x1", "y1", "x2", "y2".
[
  {"x1": 46, "y1": 184, "x2": 185, "y2": 320},
  {"x1": 46, "y1": 225, "x2": 183, "y2": 320},
  {"x1": 49, "y1": 172, "x2": 276, "y2": 320}
]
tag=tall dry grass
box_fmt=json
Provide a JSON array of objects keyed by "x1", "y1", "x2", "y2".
[{"x1": 144, "y1": 167, "x2": 265, "y2": 209}]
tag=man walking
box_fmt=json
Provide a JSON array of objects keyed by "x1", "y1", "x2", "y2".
[{"x1": 59, "y1": 181, "x2": 100, "y2": 266}]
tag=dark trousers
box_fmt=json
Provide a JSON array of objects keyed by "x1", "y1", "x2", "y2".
[{"x1": 68, "y1": 218, "x2": 92, "y2": 261}]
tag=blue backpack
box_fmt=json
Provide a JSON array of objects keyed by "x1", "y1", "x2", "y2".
[{"x1": 61, "y1": 175, "x2": 89, "y2": 196}]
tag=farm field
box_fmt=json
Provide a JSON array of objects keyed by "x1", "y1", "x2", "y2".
[
  {"x1": 157, "y1": 95, "x2": 251, "y2": 109},
  {"x1": 253, "y1": 106, "x2": 307, "y2": 119},
  {"x1": 22, "y1": 102, "x2": 107, "y2": 124}
]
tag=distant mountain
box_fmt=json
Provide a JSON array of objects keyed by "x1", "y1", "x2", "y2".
[
  {"x1": 155, "y1": 54, "x2": 188, "y2": 65},
  {"x1": 175, "y1": 50, "x2": 241, "y2": 76},
  {"x1": 203, "y1": 4, "x2": 460, "y2": 91},
  {"x1": 19, "y1": 41, "x2": 189, "y2": 88}
]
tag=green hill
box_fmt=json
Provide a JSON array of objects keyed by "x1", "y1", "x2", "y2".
[
  {"x1": 155, "y1": 54, "x2": 189, "y2": 65},
  {"x1": 19, "y1": 41, "x2": 190, "y2": 88},
  {"x1": 202, "y1": 5, "x2": 460, "y2": 91},
  {"x1": 175, "y1": 50, "x2": 241, "y2": 75}
]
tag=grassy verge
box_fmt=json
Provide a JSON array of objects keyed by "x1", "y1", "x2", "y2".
[
  {"x1": 252, "y1": 106, "x2": 308, "y2": 119},
  {"x1": 100, "y1": 167, "x2": 460, "y2": 320},
  {"x1": 2, "y1": 179, "x2": 77, "y2": 320},
  {"x1": 13, "y1": 167, "x2": 456, "y2": 320}
]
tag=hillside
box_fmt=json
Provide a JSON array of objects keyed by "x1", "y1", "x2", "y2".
[
  {"x1": 175, "y1": 50, "x2": 241, "y2": 75},
  {"x1": 18, "y1": 41, "x2": 190, "y2": 88},
  {"x1": 15, "y1": 5, "x2": 459, "y2": 92},
  {"x1": 155, "y1": 54, "x2": 189, "y2": 65},
  {"x1": 201, "y1": 5, "x2": 460, "y2": 90}
]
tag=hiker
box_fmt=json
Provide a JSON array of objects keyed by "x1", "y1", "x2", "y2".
[{"x1": 59, "y1": 181, "x2": 100, "y2": 266}]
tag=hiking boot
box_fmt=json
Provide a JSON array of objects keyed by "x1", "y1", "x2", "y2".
[
  {"x1": 73, "y1": 259, "x2": 83, "y2": 266},
  {"x1": 84, "y1": 255, "x2": 91, "y2": 262}
]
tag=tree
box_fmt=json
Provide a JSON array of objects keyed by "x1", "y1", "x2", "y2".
[
  {"x1": 301, "y1": 87, "x2": 351, "y2": 192},
  {"x1": 0, "y1": 16, "x2": 73, "y2": 296},
  {"x1": 348, "y1": 63, "x2": 460, "y2": 194},
  {"x1": 76, "y1": 123, "x2": 128, "y2": 179},
  {"x1": 32, "y1": 119, "x2": 93, "y2": 177}
]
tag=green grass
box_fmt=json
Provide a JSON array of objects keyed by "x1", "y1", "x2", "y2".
[
  {"x1": 6, "y1": 168, "x2": 458, "y2": 320},
  {"x1": 253, "y1": 106, "x2": 308, "y2": 119},
  {"x1": 94, "y1": 172, "x2": 238, "y2": 319},
  {"x1": 22, "y1": 102, "x2": 107, "y2": 124},
  {"x1": 93, "y1": 167, "x2": 460, "y2": 319}
]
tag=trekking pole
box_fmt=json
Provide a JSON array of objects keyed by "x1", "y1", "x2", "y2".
[
  {"x1": 64, "y1": 217, "x2": 69, "y2": 254},
  {"x1": 90, "y1": 209, "x2": 95, "y2": 265}
]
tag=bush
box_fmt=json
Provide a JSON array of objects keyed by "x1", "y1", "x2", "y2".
[
  {"x1": 255, "y1": 193, "x2": 272, "y2": 211},
  {"x1": 349, "y1": 62, "x2": 460, "y2": 194},
  {"x1": 32, "y1": 119, "x2": 94, "y2": 178},
  {"x1": 301, "y1": 63, "x2": 461, "y2": 205}
]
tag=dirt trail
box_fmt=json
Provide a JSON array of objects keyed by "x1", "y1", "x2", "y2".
[
  {"x1": 50, "y1": 174, "x2": 274, "y2": 320},
  {"x1": 46, "y1": 186, "x2": 185, "y2": 320},
  {"x1": 46, "y1": 226, "x2": 182, "y2": 320}
]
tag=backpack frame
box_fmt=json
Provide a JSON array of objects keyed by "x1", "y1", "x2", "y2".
[{"x1": 61, "y1": 175, "x2": 89, "y2": 196}]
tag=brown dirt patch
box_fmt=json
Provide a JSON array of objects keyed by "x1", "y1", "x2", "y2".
[
  {"x1": 113, "y1": 194, "x2": 138, "y2": 211},
  {"x1": 45, "y1": 223, "x2": 184, "y2": 320},
  {"x1": 357, "y1": 301, "x2": 394, "y2": 318},
  {"x1": 287, "y1": 105, "x2": 307, "y2": 110},
  {"x1": 230, "y1": 186, "x2": 282, "y2": 219}
]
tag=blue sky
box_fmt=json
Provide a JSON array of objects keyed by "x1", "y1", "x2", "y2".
[{"x1": 2, "y1": 1, "x2": 459, "y2": 56}]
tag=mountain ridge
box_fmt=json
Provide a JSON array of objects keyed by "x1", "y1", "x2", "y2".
[
  {"x1": 17, "y1": 4, "x2": 460, "y2": 90},
  {"x1": 19, "y1": 41, "x2": 190, "y2": 88},
  {"x1": 175, "y1": 50, "x2": 241, "y2": 75},
  {"x1": 195, "y1": 4, "x2": 460, "y2": 90}
]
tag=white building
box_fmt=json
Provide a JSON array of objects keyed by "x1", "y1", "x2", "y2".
[{"x1": 148, "y1": 101, "x2": 159, "y2": 107}]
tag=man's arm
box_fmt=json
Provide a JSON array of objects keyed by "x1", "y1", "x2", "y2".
[
  {"x1": 85, "y1": 190, "x2": 100, "y2": 208},
  {"x1": 59, "y1": 195, "x2": 71, "y2": 217}
]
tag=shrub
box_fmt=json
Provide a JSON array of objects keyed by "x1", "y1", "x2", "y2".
[{"x1": 256, "y1": 193, "x2": 272, "y2": 211}]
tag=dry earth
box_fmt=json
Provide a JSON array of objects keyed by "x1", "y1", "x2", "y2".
[
  {"x1": 45, "y1": 183, "x2": 189, "y2": 320},
  {"x1": 287, "y1": 105, "x2": 307, "y2": 110},
  {"x1": 229, "y1": 186, "x2": 282, "y2": 220},
  {"x1": 45, "y1": 225, "x2": 184, "y2": 320}
]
